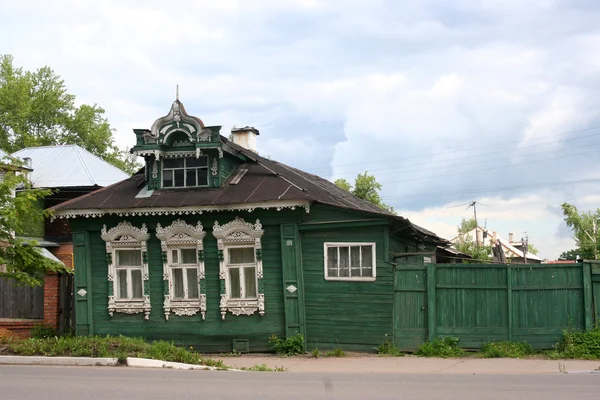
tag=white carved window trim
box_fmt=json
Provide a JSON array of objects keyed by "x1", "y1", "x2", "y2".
[
  {"x1": 323, "y1": 242, "x2": 376, "y2": 282},
  {"x1": 213, "y1": 217, "x2": 265, "y2": 319},
  {"x1": 101, "y1": 221, "x2": 151, "y2": 319},
  {"x1": 156, "y1": 219, "x2": 207, "y2": 320}
]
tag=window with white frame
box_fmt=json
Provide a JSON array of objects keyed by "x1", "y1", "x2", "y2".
[
  {"x1": 156, "y1": 219, "x2": 206, "y2": 320},
  {"x1": 226, "y1": 246, "x2": 258, "y2": 300},
  {"x1": 162, "y1": 157, "x2": 209, "y2": 188},
  {"x1": 213, "y1": 217, "x2": 265, "y2": 319},
  {"x1": 115, "y1": 249, "x2": 143, "y2": 300},
  {"x1": 169, "y1": 247, "x2": 199, "y2": 300},
  {"x1": 324, "y1": 243, "x2": 376, "y2": 281}
]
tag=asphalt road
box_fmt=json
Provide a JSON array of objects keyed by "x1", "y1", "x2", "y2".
[{"x1": 0, "y1": 365, "x2": 598, "y2": 400}]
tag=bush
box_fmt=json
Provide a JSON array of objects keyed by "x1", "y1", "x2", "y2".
[
  {"x1": 375, "y1": 335, "x2": 403, "y2": 357},
  {"x1": 550, "y1": 327, "x2": 600, "y2": 360},
  {"x1": 269, "y1": 333, "x2": 304, "y2": 356},
  {"x1": 480, "y1": 341, "x2": 535, "y2": 358},
  {"x1": 416, "y1": 337, "x2": 463, "y2": 358},
  {"x1": 30, "y1": 323, "x2": 57, "y2": 339}
]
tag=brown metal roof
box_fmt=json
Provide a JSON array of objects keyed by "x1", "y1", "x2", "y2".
[{"x1": 53, "y1": 136, "x2": 448, "y2": 244}]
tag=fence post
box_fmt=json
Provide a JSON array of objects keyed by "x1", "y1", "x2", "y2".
[
  {"x1": 427, "y1": 263, "x2": 437, "y2": 342},
  {"x1": 583, "y1": 262, "x2": 593, "y2": 331},
  {"x1": 507, "y1": 265, "x2": 513, "y2": 341}
]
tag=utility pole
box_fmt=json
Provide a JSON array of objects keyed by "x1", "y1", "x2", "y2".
[{"x1": 521, "y1": 232, "x2": 528, "y2": 264}]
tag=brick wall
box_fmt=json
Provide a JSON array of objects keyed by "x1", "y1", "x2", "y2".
[
  {"x1": 43, "y1": 243, "x2": 73, "y2": 330},
  {"x1": 0, "y1": 319, "x2": 40, "y2": 338}
]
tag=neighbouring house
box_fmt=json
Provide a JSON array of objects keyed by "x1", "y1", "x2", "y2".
[
  {"x1": 453, "y1": 226, "x2": 543, "y2": 263},
  {"x1": 0, "y1": 145, "x2": 129, "y2": 336},
  {"x1": 52, "y1": 98, "x2": 450, "y2": 353}
]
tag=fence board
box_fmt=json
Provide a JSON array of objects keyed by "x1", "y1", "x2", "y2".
[{"x1": 0, "y1": 277, "x2": 44, "y2": 319}]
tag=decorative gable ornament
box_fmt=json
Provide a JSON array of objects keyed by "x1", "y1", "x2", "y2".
[
  {"x1": 213, "y1": 217, "x2": 265, "y2": 319},
  {"x1": 101, "y1": 221, "x2": 151, "y2": 319},
  {"x1": 149, "y1": 100, "x2": 208, "y2": 145},
  {"x1": 156, "y1": 219, "x2": 207, "y2": 320}
]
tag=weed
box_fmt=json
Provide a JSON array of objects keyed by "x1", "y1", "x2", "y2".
[
  {"x1": 375, "y1": 335, "x2": 403, "y2": 357},
  {"x1": 269, "y1": 333, "x2": 304, "y2": 356},
  {"x1": 415, "y1": 337, "x2": 463, "y2": 358},
  {"x1": 30, "y1": 323, "x2": 57, "y2": 339},
  {"x1": 480, "y1": 341, "x2": 535, "y2": 358},
  {"x1": 324, "y1": 348, "x2": 346, "y2": 357},
  {"x1": 241, "y1": 363, "x2": 287, "y2": 372},
  {"x1": 311, "y1": 348, "x2": 321, "y2": 358},
  {"x1": 549, "y1": 326, "x2": 600, "y2": 360}
]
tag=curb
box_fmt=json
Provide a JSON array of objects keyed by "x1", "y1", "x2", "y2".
[
  {"x1": 126, "y1": 357, "x2": 242, "y2": 371},
  {"x1": 0, "y1": 356, "x2": 118, "y2": 366}
]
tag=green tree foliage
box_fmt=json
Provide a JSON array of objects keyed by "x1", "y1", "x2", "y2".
[
  {"x1": 561, "y1": 202, "x2": 600, "y2": 260},
  {"x1": 0, "y1": 54, "x2": 138, "y2": 174},
  {"x1": 334, "y1": 172, "x2": 395, "y2": 214},
  {"x1": 0, "y1": 160, "x2": 68, "y2": 286},
  {"x1": 559, "y1": 248, "x2": 588, "y2": 261},
  {"x1": 453, "y1": 218, "x2": 492, "y2": 261}
]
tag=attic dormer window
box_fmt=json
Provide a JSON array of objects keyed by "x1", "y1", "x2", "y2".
[{"x1": 162, "y1": 156, "x2": 209, "y2": 188}]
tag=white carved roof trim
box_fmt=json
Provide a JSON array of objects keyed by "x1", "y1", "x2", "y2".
[
  {"x1": 212, "y1": 217, "x2": 264, "y2": 240},
  {"x1": 101, "y1": 221, "x2": 151, "y2": 243},
  {"x1": 156, "y1": 219, "x2": 206, "y2": 242}
]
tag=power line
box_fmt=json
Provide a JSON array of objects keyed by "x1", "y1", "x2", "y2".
[{"x1": 306, "y1": 126, "x2": 600, "y2": 172}]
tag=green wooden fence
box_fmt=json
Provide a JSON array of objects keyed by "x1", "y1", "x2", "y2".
[{"x1": 394, "y1": 260, "x2": 600, "y2": 350}]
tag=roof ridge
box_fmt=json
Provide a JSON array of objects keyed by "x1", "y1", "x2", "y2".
[{"x1": 73, "y1": 145, "x2": 96, "y2": 185}]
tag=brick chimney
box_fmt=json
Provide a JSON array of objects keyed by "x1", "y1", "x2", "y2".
[
  {"x1": 231, "y1": 126, "x2": 259, "y2": 153},
  {"x1": 509, "y1": 232, "x2": 514, "y2": 242}
]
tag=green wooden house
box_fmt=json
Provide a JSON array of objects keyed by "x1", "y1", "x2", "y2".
[{"x1": 53, "y1": 99, "x2": 448, "y2": 353}]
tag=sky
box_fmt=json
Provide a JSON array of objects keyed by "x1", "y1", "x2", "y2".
[{"x1": 2, "y1": 0, "x2": 600, "y2": 259}]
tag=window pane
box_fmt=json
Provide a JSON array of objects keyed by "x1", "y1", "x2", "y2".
[
  {"x1": 244, "y1": 267, "x2": 257, "y2": 298},
  {"x1": 131, "y1": 270, "x2": 143, "y2": 299},
  {"x1": 171, "y1": 249, "x2": 179, "y2": 264},
  {"x1": 181, "y1": 248, "x2": 197, "y2": 264},
  {"x1": 174, "y1": 169, "x2": 185, "y2": 187},
  {"x1": 187, "y1": 268, "x2": 199, "y2": 299},
  {"x1": 197, "y1": 169, "x2": 208, "y2": 186},
  {"x1": 362, "y1": 246, "x2": 373, "y2": 277},
  {"x1": 185, "y1": 169, "x2": 197, "y2": 187},
  {"x1": 229, "y1": 247, "x2": 255, "y2": 264},
  {"x1": 164, "y1": 159, "x2": 184, "y2": 168},
  {"x1": 187, "y1": 157, "x2": 207, "y2": 167},
  {"x1": 339, "y1": 246, "x2": 350, "y2": 277},
  {"x1": 117, "y1": 269, "x2": 128, "y2": 299},
  {"x1": 327, "y1": 247, "x2": 338, "y2": 277},
  {"x1": 117, "y1": 250, "x2": 141, "y2": 266},
  {"x1": 173, "y1": 268, "x2": 184, "y2": 299},
  {"x1": 163, "y1": 170, "x2": 173, "y2": 187},
  {"x1": 350, "y1": 246, "x2": 361, "y2": 268},
  {"x1": 229, "y1": 268, "x2": 241, "y2": 299}
]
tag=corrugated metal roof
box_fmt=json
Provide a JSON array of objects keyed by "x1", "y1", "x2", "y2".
[
  {"x1": 11, "y1": 145, "x2": 130, "y2": 188},
  {"x1": 0, "y1": 148, "x2": 9, "y2": 159}
]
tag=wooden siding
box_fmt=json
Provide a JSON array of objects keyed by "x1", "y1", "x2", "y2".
[
  {"x1": 300, "y1": 225, "x2": 393, "y2": 351},
  {"x1": 0, "y1": 277, "x2": 44, "y2": 319}
]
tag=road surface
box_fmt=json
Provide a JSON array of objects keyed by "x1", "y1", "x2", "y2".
[{"x1": 0, "y1": 365, "x2": 598, "y2": 399}]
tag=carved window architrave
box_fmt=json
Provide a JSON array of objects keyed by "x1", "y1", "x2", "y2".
[
  {"x1": 213, "y1": 217, "x2": 265, "y2": 320},
  {"x1": 156, "y1": 219, "x2": 207, "y2": 320},
  {"x1": 101, "y1": 221, "x2": 151, "y2": 320}
]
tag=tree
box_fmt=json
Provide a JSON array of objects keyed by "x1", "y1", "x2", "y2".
[
  {"x1": 453, "y1": 217, "x2": 492, "y2": 261},
  {"x1": 0, "y1": 159, "x2": 68, "y2": 286},
  {"x1": 558, "y1": 249, "x2": 588, "y2": 261},
  {"x1": 561, "y1": 202, "x2": 600, "y2": 260},
  {"x1": 0, "y1": 54, "x2": 138, "y2": 174},
  {"x1": 334, "y1": 172, "x2": 395, "y2": 214}
]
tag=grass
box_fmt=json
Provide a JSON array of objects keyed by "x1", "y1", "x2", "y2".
[
  {"x1": 311, "y1": 348, "x2": 321, "y2": 358},
  {"x1": 0, "y1": 335, "x2": 228, "y2": 368},
  {"x1": 269, "y1": 333, "x2": 305, "y2": 356},
  {"x1": 241, "y1": 364, "x2": 287, "y2": 372},
  {"x1": 415, "y1": 337, "x2": 464, "y2": 358},
  {"x1": 548, "y1": 326, "x2": 600, "y2": 360},
  {"x1": 480, "y1": 341, "x2": 536, "y2": 358},
  {"x1": 375, "y1": 336, "x2": 404, "y2": 357},
  {"x1": 324, "y1": 348, "x2": 346, "y2": 357}
]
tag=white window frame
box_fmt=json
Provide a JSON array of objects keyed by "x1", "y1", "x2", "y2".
[
  {"x1": 224, "y1": 245, "x2": 259, "y2": 300},
  {"x1": 213, "y1": 217, "x2": 264, "y2": 320},
  {"x1": 156, "y1": 219, "x2": 206, "y2": 320},
  {"x1": 161, "y1": 156, "x2": 209, "y2": 188},
  {"x1": 101, "y1": 221, "x2": 151, "y2": 319},
  {"x1": 323, "y1": 242, "x2": 376, "y2": 282},
  {"x1": 114, "y1": 248, "x2": 144, "y2": 300},
  {"x1": 169, "y1": 247, "x2": 200, "y2": 300}
]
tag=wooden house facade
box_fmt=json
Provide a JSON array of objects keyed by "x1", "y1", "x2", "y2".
[{"x1": 53, "y1": 99, "x2": 447, "y2": 352}]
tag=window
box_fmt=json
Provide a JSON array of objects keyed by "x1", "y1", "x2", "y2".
[
  {"x1": 213, "y1": 217, "x2": 265, "y2": 319},
  {"x1": 324, "y1": 243, "x2": 376, "y2": 281},
  {"x1": 169, "y1": 248, "x2": 199, "y2": 300},
  {"x1": 101, "y1": 221, "x2": 151, "y2": 319},
  {"x1": 226, "y1": 247, "x2": 257, "y2": 300},
  {"x1": 156, "y1": 219, "x2": 207, "y2": 320},
  {"x1": 162, "y1": 157, "x2": 208, "y2": 188},
  {"x1": 115, "y1": 249, "x2": 143, "y2": 300}
]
